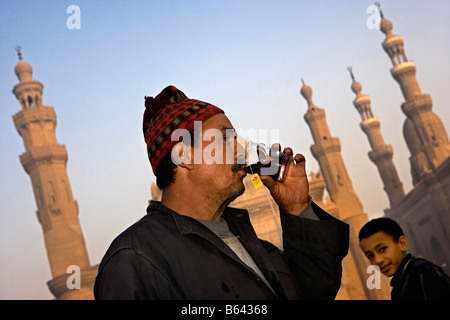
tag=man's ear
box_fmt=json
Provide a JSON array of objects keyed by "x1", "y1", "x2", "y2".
[
  {"x1": 171, "y1": 143, "x2": 193, "y2": 170},
  {"x1": 178, "y1": 160, "x2": 193, "y2": 170},
  {"x1": 399, "y1": 235, "x2": 408, "y2": 252}
]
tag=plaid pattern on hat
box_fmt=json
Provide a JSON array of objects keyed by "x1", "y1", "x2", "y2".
[{"x1": 143, "y1": 86, "x2": 224, "y2": 174}]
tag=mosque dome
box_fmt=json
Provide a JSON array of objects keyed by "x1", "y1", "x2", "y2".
[
  {"x1": 347, "y1": 67, "x2": 363, "y2": 97},
  {"x1": 14, "y1": 47, "x2": 33, "y2": 82},
  {"x1": 300, "y1": 82, "x2": 312, "y2": 100},
  {"x1": 300, "y1": 79, "x2": 316, "y2": 109},
  {"x1": 14, "y1": 59, "x2": 33, "y2": 78},
  {"x1": 380, "y1": 17, "x2": 393, "y2": 36},
  {"x1": 351, "y1": 80, "x2": 362, "y2": 96}
]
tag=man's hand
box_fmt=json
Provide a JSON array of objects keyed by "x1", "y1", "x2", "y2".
[{"x1": 260, "y1": 145, "x2": 310, "y2": 215}]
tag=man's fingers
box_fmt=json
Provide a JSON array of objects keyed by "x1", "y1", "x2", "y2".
[
  {"x1": 283, "y1": 147, "x2": 293, "y2": 156},
  {"x1": 269, "y1": 143, "x2": 281, "y2": 156},
  {"x1": 260, "y1": 174, "x2": 277, "y2": 190},
  {"x1": 294, "y1": 153, "x2": 306, "y2": 164},
  {"x1": 267, "y1": 144, "x2": 304, "y2": 167}
]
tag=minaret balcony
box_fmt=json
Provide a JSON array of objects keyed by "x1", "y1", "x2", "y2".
[
  {"x1": 353, "y1": 95, "x2": 370, "y2": 106},
  {"x1": 19, "y1": 144, "x2": 68, "y2": 174},
  {"x1": 360, "y1": 117, "x2": 381, "y2": 133},
  {"x1": 382, "y1": 35, "x2": 404, "y2": 51},
  {"x1": 401, "y1": 94, "x2": 433, "y2": 117},
  {"x1": 391, "y1": 61, "x2": 416, "y2": 80},
  {"x1": 13, "y1": 106, "x2": 57, "y2": 133},
  {"x1": 368, "y1": 145, "x2": 394, "y2": 163},
  {"x1": 12, "y1": 80, "x2": 43, "y2": 97},
  {"x1": 311, "y1": 137, "x2": 341, "y2": 158}
]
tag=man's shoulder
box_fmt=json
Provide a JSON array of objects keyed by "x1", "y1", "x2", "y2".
[
  {"x1": 408, "y1": 256, "x2": 450, "y2": 281},
  {"x1": 97, "y1": 215, "x2": 149, "y2": 268},
  {"x1": 98, "y1": 208, "x2": 176, "y2": 268},
  {"x1": 410, "y1": 256, "x2": 440, "y2": 270},
  {"x1": 109, "y1": 216, "x2": 148, "y2": 248}
]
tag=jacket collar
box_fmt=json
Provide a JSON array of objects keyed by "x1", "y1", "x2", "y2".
[
  {"x1": 146, "y1": 200, "x2": 253, "y2": 262},
  {"x1": 146, "y1": 200, "x2": 282, "y2": 299},
  {"x1": 391, "y1": 253, "x2": 412, "y2": 287},
  {"x1": 147, "y1": 200, "x2": 251, "y2": 235}
]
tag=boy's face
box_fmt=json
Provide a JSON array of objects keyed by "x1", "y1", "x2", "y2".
[{"x1": 359, "y1": 231, "x2": 408, "y2": 277}]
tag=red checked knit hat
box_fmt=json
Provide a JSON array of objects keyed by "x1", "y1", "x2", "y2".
[{"x1": 143, "y1": 86, "x2": 224, "y2": 174}]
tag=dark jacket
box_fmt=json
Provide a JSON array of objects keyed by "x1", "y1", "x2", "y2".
[
  {"x1": 391, "y1": 254, "x2": 450, "y2": 300},
  {"x1": 94, "y1": 201, "x2": 349, "y2": 300}
]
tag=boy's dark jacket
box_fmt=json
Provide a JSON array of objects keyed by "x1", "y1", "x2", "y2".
[
  {"x1": 94, "y1": 201, "x2": 349, "y2": 300},
  {"x1": 391, "y1": 253, "x2": 450, "y2": 300}
]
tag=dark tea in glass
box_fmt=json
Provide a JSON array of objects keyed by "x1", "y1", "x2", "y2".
[{"x1": 244, "y1": 142, "x2": 291, "y2": 182}]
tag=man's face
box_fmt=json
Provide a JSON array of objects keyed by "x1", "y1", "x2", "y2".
[
  {"x1": 189, "y1": 113, "x2": 246, "y2": 204},
  {"x1": 359, "y1": 231, "x2": 408, "y2": 277}
]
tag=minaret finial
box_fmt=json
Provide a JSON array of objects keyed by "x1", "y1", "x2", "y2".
[
  {"x1": 348, "y1": 67, "x2": 363, "y2": 97},
  {"x1": 300, "y1": 78, "x2": 315, "y2": 109},
  {"x1": 375, "y1": 2, "x2": 384, "y2": 18},
  {"x1": 347, "y1": 66, "x2": 354, "y2": 80},
  {"x1": 15, "y1": 46, "x2": 22, "y2": 60}
]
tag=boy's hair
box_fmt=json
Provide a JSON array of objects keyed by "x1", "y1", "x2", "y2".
[{"x1": 358, "y1": 217, "x2": 405, "y2": 242}]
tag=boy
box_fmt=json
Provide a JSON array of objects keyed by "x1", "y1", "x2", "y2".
[{"x1": 359, "y1": 217, "x2": 450, "y2": 300}]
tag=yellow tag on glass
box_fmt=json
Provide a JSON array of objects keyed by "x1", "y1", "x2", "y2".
[{"x1": 250, "y1": 173, "x2": 263, "y2": 189}]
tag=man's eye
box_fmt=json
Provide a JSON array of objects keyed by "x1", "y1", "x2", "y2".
[
  {"x1": 379, "y1": 247, "x2": 386, "y2": 253},
  {"x1": 367, "y1": 254, "x2": 374, "y2": 260}
]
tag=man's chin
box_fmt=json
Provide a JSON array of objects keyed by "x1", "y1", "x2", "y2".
[{"x1": 229, "y1": 181, "x2": 245, "y2": 202}]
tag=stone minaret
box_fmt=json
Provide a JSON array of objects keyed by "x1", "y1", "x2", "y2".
[
  {"x1": 12, "y1": 47, "x2": 97, "y2": 299},
  {"x1": 377, "y1": 4, "x2": 450, "y2": 185},
  {"x1": 300, "y1": 80, "x2": 390, "y2": 299},
  {"x1": 347, "y1": 67, "x2": 405, "y2": 208}
]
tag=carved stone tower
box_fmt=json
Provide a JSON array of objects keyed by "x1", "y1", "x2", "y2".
[
  {"x1": 377, "y1": 4, "x2": 450, "y2": 186},
  {"x1": 300, "y1": 80, "x2": 390, "y2": 299},
  {"x1": 347, "y1": 67, "x2": 405, "y2": 208},
  {"x1": 12, "y1": 47, "x2": 97, "y2": 299},
  {"x1": 376, "y1": 4, "x2": 450, "y2": 275}
]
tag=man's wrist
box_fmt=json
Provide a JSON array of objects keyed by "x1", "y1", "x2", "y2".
[{"x1": 285, "y1": 195, "x2": 312, "y2": 216}]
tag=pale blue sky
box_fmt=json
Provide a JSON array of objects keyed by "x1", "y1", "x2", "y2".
[{"x1": 0, "y1": 0, "x2": 449, "y2": 299}]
